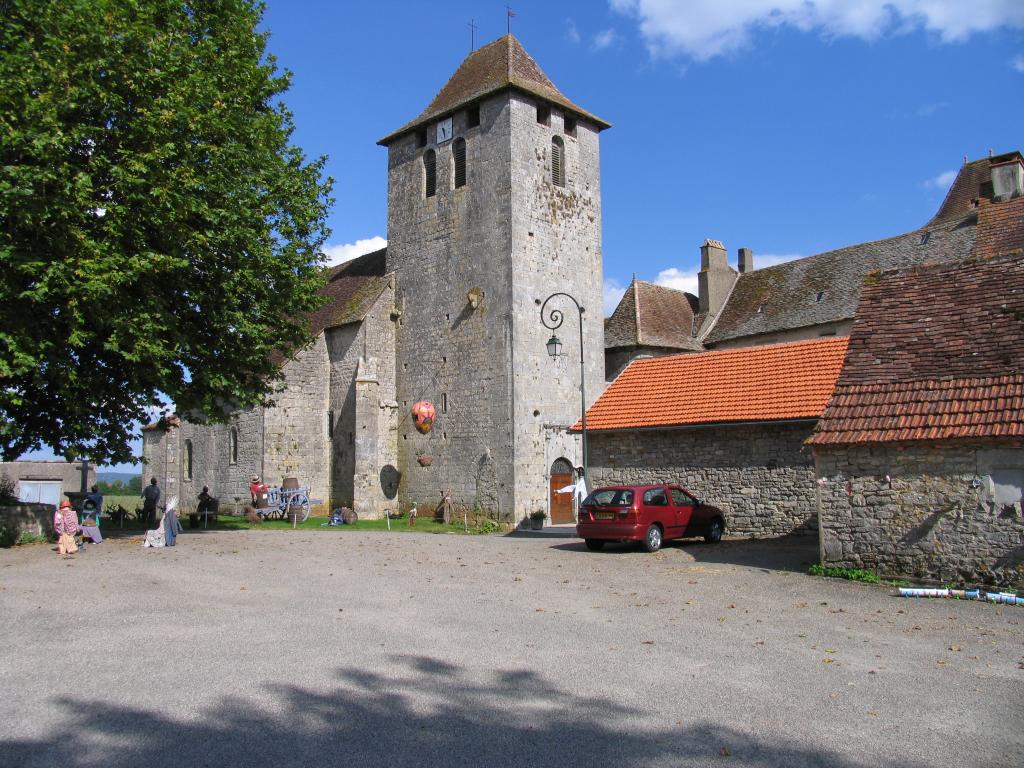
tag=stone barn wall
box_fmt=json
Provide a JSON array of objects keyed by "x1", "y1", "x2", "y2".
[
  {"x1": 815, "y1": 443, "x2": 1024, "y2": 586},
  {"x1": 588, "y1": 421, "x2": 819, "y2": 537}
]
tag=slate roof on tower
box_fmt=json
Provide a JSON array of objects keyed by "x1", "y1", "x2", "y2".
[
  {"x1": 378, "y1": 35, "x2": 610, "y2": 145},
  {"x1": 604, "y1": 278, "x2": 702, "y2": 352}
]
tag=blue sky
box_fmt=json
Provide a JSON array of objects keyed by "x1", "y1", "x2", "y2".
[
  {"x1": 262, "y1": 0, "x2": 1024, "y2": 309},
  {"x1": 22, "y1": 1, "x2": 1024, "y2": 472}
]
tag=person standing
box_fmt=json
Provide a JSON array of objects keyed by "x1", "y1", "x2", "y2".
[
  {"x1": 53, "y1": 500, "x2": 78, "y2": 555},
  {"x1": 141, "y1": 477, "x2": 160, "y2": 530}
]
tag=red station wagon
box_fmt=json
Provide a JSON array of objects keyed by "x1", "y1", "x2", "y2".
[{"x1": 576, "y1": 484, "x2": 726, "y2": 553}]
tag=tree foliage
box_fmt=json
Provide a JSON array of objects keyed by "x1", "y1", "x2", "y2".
[{"x1": 0, "y1": 0, "x2": 333, "y2": 464}]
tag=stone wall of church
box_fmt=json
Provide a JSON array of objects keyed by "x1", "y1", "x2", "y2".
[
  {"x1": 177, "y1": 408, "x2": 264, "y2": 512},
  {"x1": 386, "y1": 91, "x2": 517, "y2": 518},
  {"x1": 588, "y1": 422, "x2": 819, "y2": 537},
  {"x1": 326, "y1": 283, "x2": 397, "y2": 510},
  {"x1": 815, "y1": 443, "x2": 1024, "y2": 586},
  {"x1": 262, "y1": 336, "x2": 331, "y2": 510},
  {"x1": 509, "y1": 93, "x2": 606, "y2": 522}
]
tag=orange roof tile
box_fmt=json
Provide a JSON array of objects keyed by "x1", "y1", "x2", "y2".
[
  {"x1": 809, "y1": 254, "x2": 1024, "y2": 446},
  {"x1": 581, "y1": 337, "x2": 849, "y2": 431}
]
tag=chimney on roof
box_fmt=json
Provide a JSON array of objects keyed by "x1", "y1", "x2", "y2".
[
  {"x1": 738, "y1": 247, "x2": 754, "y2": 274},
  {"x1": 698, "y1": 238, "x2": 737, "y2": 317},
  {"x1": 991, "y1": 155, "x2": 1024, "y2": 201}
]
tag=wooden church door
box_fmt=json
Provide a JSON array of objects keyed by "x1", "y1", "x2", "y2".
[{"x1": 549, "y1": 458, "x2": 575, "y2": 525}]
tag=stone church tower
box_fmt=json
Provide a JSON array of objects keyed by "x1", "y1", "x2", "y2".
[
  {"x1": 141, "y1": 36, "x2": 608, "y2": 524},
  {"x1": 378, "y1": 35, "x2": 610, "y2": 520}
]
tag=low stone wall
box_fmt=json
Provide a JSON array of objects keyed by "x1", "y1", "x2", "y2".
[
  {"x1": 588, "y1": 422, "x2": 819, "y2": 537},
  {"x1": 0, "y1": 503, "x2": 55, "y2": 538},
  {"x1": 815, "y1": 444, "x2": 1024, "y2": 586}
]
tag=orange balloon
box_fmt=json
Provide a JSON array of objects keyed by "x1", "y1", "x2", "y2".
[{"x1": 412, "y1": 401, "x2": 436, "y2": 434}]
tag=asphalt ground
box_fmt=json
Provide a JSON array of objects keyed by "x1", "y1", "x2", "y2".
[{"x1": 1, "y1": 528, "x2": 1021, "y2": 767}]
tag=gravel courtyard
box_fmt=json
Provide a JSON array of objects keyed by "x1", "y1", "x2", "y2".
[{"x1": 1, "y1": 529, "x2": 1021, "y2": 767}]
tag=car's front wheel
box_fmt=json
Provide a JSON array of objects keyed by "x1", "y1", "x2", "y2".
[
  {"x1": 584, "y1": 539, "x2": 605, "y2": 551},
  {"x1": 642, "y1": 524, "x2": 662, "y2": 553},
  {"x1": 705, "y1": 518, "x2": 724, "y2": 543}
]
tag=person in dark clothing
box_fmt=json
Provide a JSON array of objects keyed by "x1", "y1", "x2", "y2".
[
  {"x1": 197, "y1": 486, "x2": 216, "y2": 512},
  {"x1": 141, "y1": 477, "x2": 160, "y2": 530}
]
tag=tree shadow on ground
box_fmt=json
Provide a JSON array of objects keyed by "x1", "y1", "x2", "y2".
[
  {"x1": 547, "y1": 536, "x2": 819, "y2": 575},
  {"x1": 3, "y1": 655, "x2": 906, "y2": 768}
]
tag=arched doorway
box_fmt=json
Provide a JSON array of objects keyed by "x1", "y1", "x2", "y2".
[{"x1": 549, "y1": 457, "x2": 575, "y2": 525}]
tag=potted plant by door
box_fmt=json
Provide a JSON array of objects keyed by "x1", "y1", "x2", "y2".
[{"x1": 529, "y1": 510, "x2": 546, "y2": 531}]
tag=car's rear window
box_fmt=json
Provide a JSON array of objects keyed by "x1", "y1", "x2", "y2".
[{"x1": 584, "y1": 489, "x2": 634, "y2": 507}]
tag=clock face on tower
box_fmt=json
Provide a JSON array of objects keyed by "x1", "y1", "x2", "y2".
[{"x1": 436, "y1": 117, "x2": 453, "y2": 144}]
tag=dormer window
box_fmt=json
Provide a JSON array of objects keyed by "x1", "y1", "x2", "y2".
[
  {"x1": 920, "y1": 232, "x2": 930, "y2": 245},
  {"x1": 424, "y1": 149, "x2": 436, "y2": 198},
  {"x1": 551, "y1": 136, "x2": 565, "y2": 187},
  {"x1": 537, "y1": 103, "x2": 550, "y2": 126},
  {"x1": 815, "y1": 291, "x2": 825, "y2": 303}
]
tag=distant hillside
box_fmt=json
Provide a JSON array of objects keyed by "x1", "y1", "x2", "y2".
[{"x1": 96, "y1": 471, "x2": 139, "y2": 485}]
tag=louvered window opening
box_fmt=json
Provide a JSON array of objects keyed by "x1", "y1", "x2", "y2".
[
  {"x1": 453, "y1": 138, "x2": 467, "y2": 188},
  {"x1": 424, "y1": 149, "x2": 436, "y2": 198},
  {"x1": 551, "y1": 136, "x2": 565, "y2": 187}
]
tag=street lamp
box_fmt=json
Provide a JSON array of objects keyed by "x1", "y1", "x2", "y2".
[{"x1": 539, "y1": 292, "x2": 588, "y2": 488}]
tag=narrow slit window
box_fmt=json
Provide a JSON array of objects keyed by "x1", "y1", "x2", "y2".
[
  {"x1": 537, "y1": 103, "x2": 550, "y2": 125},
  {"x1": 327, "y1": 409, "x2": 334, "y2": 439},
  {"x1": 453, "y1": 138, "x2": 466, "y2": 188},
  {"x1": 229, "y1": 427, "x2": 238, "y2": 465},
  {"x1": 564, "y1": 116, "x2": 576, "y2": 137},
  {"x1": 467, "y1": 104, "x2": 480, "y2": 128},
  {"x1": 185, "y1": 439, "x2": 193, "y2": 481},
  {"x1": 424, "y1": 149, "x2": 436, "y2": 198},
  {"x1": 442, "y1": 393, "x2": 448, "y2": 413},
  {"x1": 551, "y1": 136, "x2": 565, "y2": 187}
]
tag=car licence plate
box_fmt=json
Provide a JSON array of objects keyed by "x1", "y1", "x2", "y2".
[{"x1": 595, "y1": 512, "x2": 615, "y2": 520}]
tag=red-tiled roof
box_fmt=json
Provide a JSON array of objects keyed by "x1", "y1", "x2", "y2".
[
  {"x1": 581, "y1": 337, "x2": 849, "y2": 431},
  {"x1": 976, "y1": 196, "x2": 1024, "y2": 260},
  {"x1": 809, "y1": 254, "x2": 1024, "y2": 446}
]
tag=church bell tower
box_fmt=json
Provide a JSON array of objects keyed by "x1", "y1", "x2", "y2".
[{"x1": 378, "y1": 35, "x2": 609, "y2": 521}]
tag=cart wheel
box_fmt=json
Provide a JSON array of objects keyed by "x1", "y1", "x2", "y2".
[{"x1": 288, "y1": 492, "x2": 311, "y2": 523}]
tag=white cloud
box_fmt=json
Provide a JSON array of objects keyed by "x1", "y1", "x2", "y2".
[
  {"x1": 925, "y1": 169, "x2": 957, "y2": 190},
  {"x1": 915, "y1": 102, "x2": 948, "y2": 117},
  {"x1": 754, "y1": 253, "x2": 803, "y2": 268},
  {"x1": 1012, "y1": 55, "x2": 1024, "y2": 72},
  {"x1": 593, "y1": 28, "x2": 618, "y2": 49},
  {"x1": 322, "y1": 235, "x2": 387, "y2": 266},
  {"x1": 610, "y1": 0, "x2": 1024, "y2": 62},
  {"x1": 567, "y1": 18, "x2": 581, "y2": 44},
  {"x1": 603, "y1": 277, "x2": 627, "y2": 316},
  {"x1": 654, "y1": 266, "x2": 699, "y2": 294}
]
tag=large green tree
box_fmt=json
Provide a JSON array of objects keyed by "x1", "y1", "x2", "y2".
[{"x1": 0, "y1": 0, "x2": 333, "y2": 464}]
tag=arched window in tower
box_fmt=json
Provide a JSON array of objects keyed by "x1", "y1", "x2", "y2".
[
  {"x1": 424, "y1": 149, "x2": 437, "y2": 198},
  {"x1": 229, "y1": 427, "x2": 238, "y2": 465},
  {"x1": 551, "y1": 136, "x2": 565, "y2": 187},
  {"x1": 453, "y1": 138, "x2": 467, "y2": 188}
]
